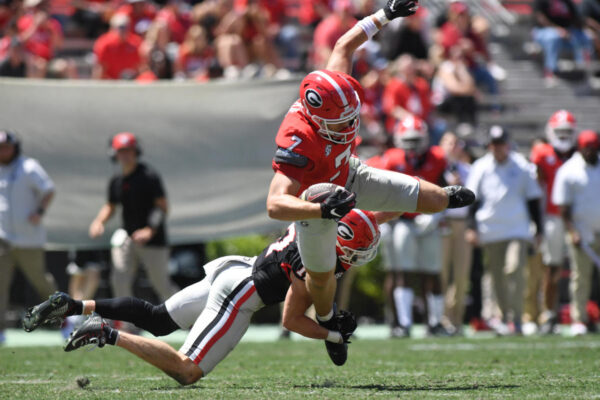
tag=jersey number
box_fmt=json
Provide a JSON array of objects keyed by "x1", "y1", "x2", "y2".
[
  {"x1": 329, "y1": 145, "x2": 352, "y2": 182},
  {"x1": 265, "y1": 225, "x2": 296, "y2": 256}
]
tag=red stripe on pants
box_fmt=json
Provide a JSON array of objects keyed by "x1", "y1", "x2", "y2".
[{"x1": 194, "y1": 285, "x2": 257, "y2": 364}]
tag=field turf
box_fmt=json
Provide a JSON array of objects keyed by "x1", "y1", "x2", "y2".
[{"x1": 1, "y1": 336, "x2": 600, "y2": 399}]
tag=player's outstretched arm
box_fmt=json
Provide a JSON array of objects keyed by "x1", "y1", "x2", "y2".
[
  {"x1": 266, "y1": 173, "x2": 323, "y2": 221},
  {"x1": 283, "y1": 275, "x2": 345, "y2": 343},
  {"x1": 326, "y1": 0, "x2": 419, "y2": 74}
]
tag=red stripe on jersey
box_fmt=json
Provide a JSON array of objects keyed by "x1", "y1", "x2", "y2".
[{"x1": 193, "y1": 285, "x2": 257, "y2": 364}]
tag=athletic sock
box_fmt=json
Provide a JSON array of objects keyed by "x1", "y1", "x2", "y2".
[
  {"x1": 427, "y1": 294, "x2": 445, "y2": 327},
  {"x1": 103, "y1": 325, "x2": 119, "y2": 346},
  {"x1": 393, "y1": 287, "x2": 414, "y2": 328}
]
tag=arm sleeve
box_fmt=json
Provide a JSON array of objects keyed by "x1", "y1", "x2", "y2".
[
  {"x1": 149, "y1": 172, "x2": 166, "y2": 199},
  {"x1": 525, "y1": 163, "x2": 543, "y2": 200},
  {"x1": 108, "y1": 177, "x2": 119, "y2": 204}
]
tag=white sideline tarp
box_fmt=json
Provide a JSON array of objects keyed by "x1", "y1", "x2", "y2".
[{"x1": 0, "y1": 78, "x2": 300, "y2": 248}]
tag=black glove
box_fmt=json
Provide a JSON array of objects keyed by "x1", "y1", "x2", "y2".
[
  {"x1": 383, "y1": 0, "x2": 419, "y2": 20},
  {"x1": 444, "y1": 185, "x2": 476, "y2": 209},
  {"x1": 320, "y1": 188, "x2": 356, "y2": 220},
  {"x1": 334, "y1": 310, "x2": 358, "y2": 343}
]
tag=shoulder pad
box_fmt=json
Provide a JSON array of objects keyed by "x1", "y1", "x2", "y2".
[{"x1": 274, "y1": 147, "x2": 309, "y2": 168}]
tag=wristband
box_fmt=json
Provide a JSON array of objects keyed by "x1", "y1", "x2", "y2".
[
  {"x1": 148, "y1": 207, "x2": 165, "y2": 229},
  {"x1": 357, "y1": 16, "x2": 379, "y2": 39},
  {"x1": 326, "y1": 330, "x2": 343, "y2": 344},
  {"x1": 375, "y1": 9, "x2": 389, "y2": 26}
]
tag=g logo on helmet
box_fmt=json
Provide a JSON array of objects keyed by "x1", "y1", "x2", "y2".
[
  {"x1": 305, "y1": 89, "x2": 323, "y2": 108},
  {"x1": 337, "y1": 222, "x2": 354, "y2": 241}
]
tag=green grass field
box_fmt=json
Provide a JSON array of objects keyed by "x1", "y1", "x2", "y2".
[{"x1": 1, "y1": 336, "x2": 600, "y2": 399}]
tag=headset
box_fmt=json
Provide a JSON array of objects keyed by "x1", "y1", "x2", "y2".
[
  {"x1": 0, "y1": 129, "x2": 21, "y2": 159},
  {"x1": 107, "y1": 132, "x2": 142, "y2": 162}
]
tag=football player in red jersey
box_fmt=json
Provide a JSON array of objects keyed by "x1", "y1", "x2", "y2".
[
  {"x1": 370, "y1": 116, "x2": 448, "y2": 337},
  {"x1": 23, "y1": 209, "x2": 380, "y2": 382},
  {"x1": 529, "y1": 110, "x2": 577, "y2": 334},
  {"x1": 266, "y1": 0, "x2": 475, "y2": 347}
]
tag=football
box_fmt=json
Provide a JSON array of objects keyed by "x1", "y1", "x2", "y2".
[{"x1": 300, "y1": 183, "x2": 342, "y2": 203}]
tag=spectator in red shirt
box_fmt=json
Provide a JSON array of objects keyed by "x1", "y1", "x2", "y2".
[
  {"x1": 312, "y1": 0, "x2": 356, "y2": 69},
  {"x1": 155, "y1": 0, "x2": 191, "y2": 44},
  {"x1": 0, "y1": 0, "x2": 14, "y2": 34},
  {"x1": 93, "y1": 14, "x2": 142, "y2": 79},
  {"x1": 115, "y1": 0, "x2": 156, "y2": 37},
  {"x1": 382, "y1": 54, "x2": 432, "y2": 134},
  {"x1": 175, "y1": 25, "x2": 215, "y2": 80},
  {"x1": 18, "y1": 1, "x2": 62, "y2": 56}
]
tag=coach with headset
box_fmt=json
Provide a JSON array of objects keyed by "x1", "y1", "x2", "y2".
[
  {"x1": 89, "y1": 132, "x2": 177, "y2": 302},
  {"x1": 0, "y1": 130, "x2": 57, "y2": 343}
]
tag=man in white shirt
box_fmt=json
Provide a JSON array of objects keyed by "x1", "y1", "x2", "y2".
[
  {"x1": 466, "y1": 126, "x2": 543, "y2": 334},
  {"x1": 0, "y1": 130, "x2": 56, "y2": 344},
  {"x1": 552, "y1": 130, "x2": 600, "y2": 336}
]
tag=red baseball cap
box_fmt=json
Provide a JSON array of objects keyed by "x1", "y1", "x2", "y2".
[
  {"x1": 112, "y1": 132, "x2": 138, "y2": 151},
  {"x1": 577, "y1": 130, "x2": 600, "y2": 149}
]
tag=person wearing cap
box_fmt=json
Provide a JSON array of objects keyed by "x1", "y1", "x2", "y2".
[
  {"x1": 89, "y1": 132, "x2": 177, "y2": 304},
  {"x1": 0, "y1": 130, "x2": 56, "y2": 345},
  {"x1": 465, "y1": 126, "x2": 543, "y2": 335},
  {"x1": 552, "y1": 130, "x2": 600, "y2": 336},
  {"x1": 92, "y1": 14, "x2": 142, "y2": 80}
]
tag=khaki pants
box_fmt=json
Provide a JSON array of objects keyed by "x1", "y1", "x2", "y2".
[
  {"x1": 440, "y1": 219, "x2": 472, "y2": 327},
  {"x1": 111, "y1": 238, "x2": 177, "y2": 301},
  {"x1": 523, "y1": 251, "x2": 545, "y2": 323},
  {"x1": 482, "y1": 240, "x2": 527, "y2": 323},
  {"x1": 568, "y1": 234, "x2": 600, "y2": 324},
  {"x1": 0, "y1": 246, "x2": 57, "y2": 331}
]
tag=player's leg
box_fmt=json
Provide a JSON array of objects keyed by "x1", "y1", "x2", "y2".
[
  {"x1": 294, "y1": 218, "x2": 338, "y2": 318},
  {"x1": 136, "y1": 245, "x2": 179, "y2": 301},
  {"x1": 13, "y1": 248, "x2": 57, "y2": 299},
  {"x1": 111, "y1": 238, "x2": 138, "y2": 298},
  {"x1": 568, "y1": 238, "x2": 593, "y2": 335},
  {"x1": 179, "y1": 266, "x2": 262, "y2": 376},
  {"x1": 540, "y1": 215, "x2": 566, "y2": 333},
  {"x1": 452, "y1": 221, "x2": 472, "y2": 332},
  {"x1": 116, "y1": 331, "x2": 203, "y2": 385},
  {"x1": 0, "y1": 247, "x2": 15, "y2": 334},
  {"x1": 391, "y1": 220, "x2": 418, "y2": 336},
  {"x1": 420, "y1": 231, "x2": 446, "y2": 335},
  {"x1": 380, "y1": 222, "x2": 400, "y2": 330},
  {"x1": 504, "y1": 240, "x2": 527, "y2": 333}
]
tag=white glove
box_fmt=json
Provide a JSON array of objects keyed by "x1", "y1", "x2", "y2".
[{"x1": 414, "y1": 213, "x2": 442, "y2": 236}]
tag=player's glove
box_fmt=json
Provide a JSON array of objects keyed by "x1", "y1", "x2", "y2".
[
  {"x1": 383, "y1": 0, "x2": 419, "y2": 20},
  {"x1": 320, "y1": 188, "x2": 357, "y2": 220},
  {"x1": 443, "y1": 185, "x2": 476, "y2": 209},
  {"x1": 334, "y1": 310, "x2": 358, "y2": 343}
]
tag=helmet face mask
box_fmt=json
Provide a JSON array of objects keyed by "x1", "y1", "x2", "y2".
[
  {"x1": 394, "y1": 116, "x2": 429, "y2": 155},
  {"x1": 336, "y1": 236, "x2": 380, "y2": 267},
  {"x1": 309, "y1": 106, "x2": 360, "y2": 144}
]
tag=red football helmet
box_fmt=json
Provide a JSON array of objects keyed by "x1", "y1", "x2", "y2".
[
  {"x1": 299, "y1": 69, "x2": 361, "y2": 144},
  {"x1": 336, "y1": 209, "x2": 380, "y2": 270},
  {"x1": 112, "y1": 132, "x2": 139, "y2": 151},
  {"x1": 394, "y1": 115, "x2": 429, "y2": 155},
  {"x1": 546, "y1": 110, "x2": 576, "y2": 152}
]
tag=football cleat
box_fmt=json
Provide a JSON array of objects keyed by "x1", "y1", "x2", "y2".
[
  {"x1": 23, "y1": 292, "x2": 78, "y2": 332},
  {"x1": 444, "y1": 185, "x2": 475, "y2": 209},
  {"x1": 318, "y1": 305, "x2": 348, "y2": 366},
  {"x1": 391, "y1": 325, "x2": 411, "y2": 338},
  {"x1": 427, "y1": 324, "x2": 452, "y2": 337},
  {"x1": 64, "y1": 314, "x2": 108, "y2": 352}
]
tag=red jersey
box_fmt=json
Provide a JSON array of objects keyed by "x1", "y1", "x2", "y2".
[
  {"x1": 382, "y1": 77, "x2": 432, "y2": 133},
  {"x1": 94, "y1": 31, "x2": 142, "y2": 79},
  {"x1": 17, "y1": 14, "x2": 63, "y2": 60},
  {"x1": 374, "y1": 145, "x2": 446, "y2": 218},
  {"x1": 272, "y1": 101, "x2": 357, "y2": 195},
  {"x1": 530, "y1": 142, "x2": 570, "y2": 215}
]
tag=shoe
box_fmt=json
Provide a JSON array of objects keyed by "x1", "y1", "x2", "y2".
[
  {"x1": 539, "y1": 313, "x2": 557, "y2": 335},
  {"x1": 279, "y1": 328, "x2": 291, "y2": 340},
  {"x1": 23, "y1": 292, "x2": 78, "y2": 332},
  {"x1": 488, "y1": 319, "x2": 511, "y2": 336},
  {"x1": 571, "y1": 322, "x2": 588, "y2": 337},
  {"x1": 318, "y1": 306, "x2": 347, "y2": 366},
  {"x1": 391, "y1": 325, "x2": 411, "y2": 338},
  {"x1": 522, "y1": 322, "x2": 538, "y2": 336},
  {"x1": 427, "y1": 324, "x2": 452, "y2": 337},
  {"x1": 64, "y1": 315, "x2": 108, "y2": 352}
]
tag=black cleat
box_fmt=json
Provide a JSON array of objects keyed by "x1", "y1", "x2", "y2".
[
  {"x1": 64, "y1": 314, "x2": 108, "y2": 352},
  {"x1": 23, "y1": 292, "x2": 78, "y2": 332},
  {"x1": 391, "y1": 325, "x2": 411, "y2": 338},
  {"x1": 427, "y1": 324, "x2": 452, "y2": 337},
  {"x1": 318, "y1": 306, "x2": 348, "y2": 366},
  {"x1": 444, "y1": 185, "x2": 476, "y2": 209}
]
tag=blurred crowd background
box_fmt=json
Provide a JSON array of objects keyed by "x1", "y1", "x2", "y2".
[{"x1": 2, "y1": 0, "x2": 600, "y2": 341}]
